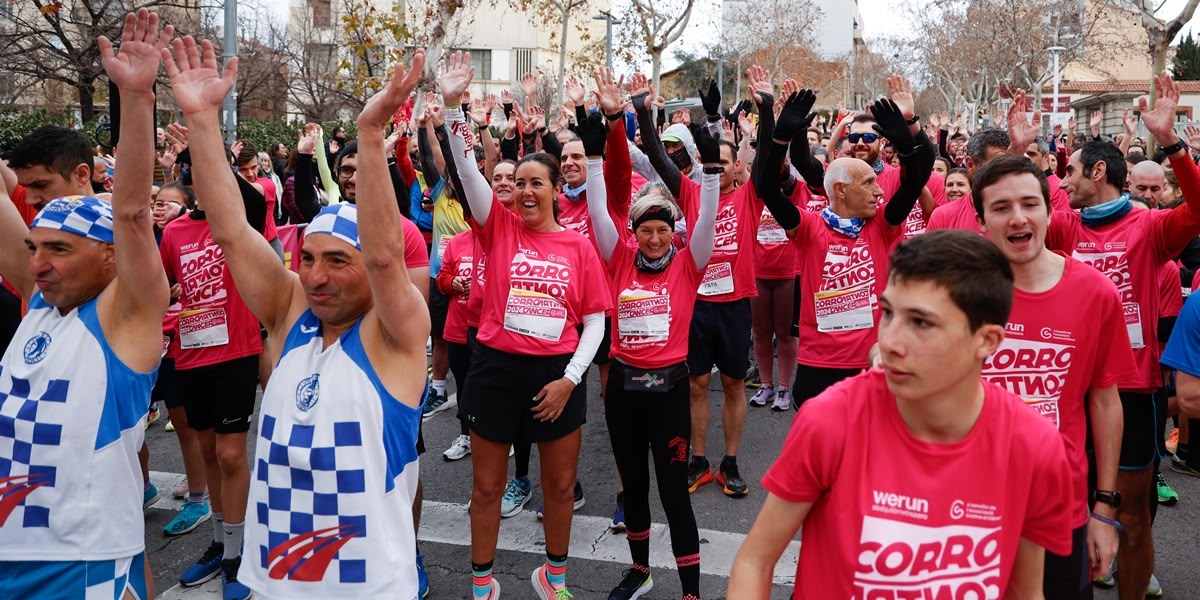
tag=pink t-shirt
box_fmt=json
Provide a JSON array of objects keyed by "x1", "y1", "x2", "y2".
[
  {"x1": 1047, "y1": 206, "x2": 1200, "y2": 391},
  {"x1": 400, "y1": 216, "x2": 430, "y2": 269},
  {"x1": 558, "y1": 190, "x2": 633, "y2": 253},
  {"x1": 605, "y1": 242, "x2": 703, "y2": 368},
  {"x1": 763, "y1": 370, "x2": 1073, "y2": 599},
  {"x1": 1159, "y1": 260, "x2": 1184, "y2": 323},
  {"x1": 753, "y1": 184, "x2": 805, "y2": 280},
  {"x1": 983, "y1": 255, "x2": 1136, "y2": 527},
  {"x1": 160, "y1": 215, "x2": 264, "y2": 369},
  {"x1": 441, "y1": 230, "x2": 475, "y2": 345},
  {"x1": 476, "y1": 197, "x2": 612, "y2": 355},
  {"x1": 256, "y1": 176, "x2": 279, "y2": 242},
  {"x1": 1046, "y1": 174, "x2": 1073, "y2": 213},
  {"x1": 926, "y1": 195, "x2": 981, "y2": 233},
  {"x1": 678, "y1": 178, "x2": 758, "y2": 302},
  {"x1": 793, "y1": 211, "x2": 902, "y2": 369}
]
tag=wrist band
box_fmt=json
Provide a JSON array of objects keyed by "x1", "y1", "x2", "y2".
[
  {"x1": 1091, "y1": 512, "x2": 1122, "y2": 530},
  {"x1": 906, "y1": 115, "x2": 921, "y2": 125},
  {"x1": 1160, "y1": 139, "x2": 1188, "y2": 156},
  {"x1": 605, "y1": 112, "x2": 623, "y2": 122},
  {"x1": 703, "y1": 166, "x2": 724, "y2": 174}
]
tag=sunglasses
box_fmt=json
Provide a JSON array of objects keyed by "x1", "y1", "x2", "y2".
[{"x1": 847, "y1": 133, "x2": 879, "y2": 144}]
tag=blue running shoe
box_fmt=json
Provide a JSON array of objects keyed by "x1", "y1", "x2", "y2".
[
  {"x1": 143, "y1": 484, "x2": 160, "y2": 510},
  {"x1": 221, "y1": 557, "x2": 251, "y2": 600},
  {"x1": 417, "y1": 553, "x2": 430, "y2": 598},
  {"x1": 179, "y1": 542, "x2": 224, "y2": 587},
  {"x1": 164, "y1": 500, "x2": 212, "y2": 536}
]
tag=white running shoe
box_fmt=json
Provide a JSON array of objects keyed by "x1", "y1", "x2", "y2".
[{"x1": 443, "y1": 434, "x2": 471, "y2": 461}]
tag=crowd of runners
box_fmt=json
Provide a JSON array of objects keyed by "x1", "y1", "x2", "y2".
[{"x1": 2, "y1": 9, "x2": 1200, "y2": 600}]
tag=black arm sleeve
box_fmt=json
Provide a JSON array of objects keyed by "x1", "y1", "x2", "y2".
[
  {"x1": 938, "y1": 129, "x2": 951, "y2": 160},
  {"x1": 540, "y1": 130, "x2": 563, "y2": 159},
  {"x1": 1176, "y1": 237, "x2": 1200, "y2": 271},
  {"x1": 749, "y1": 94, "x2": 775, "y2": 194},
  {"x1": 754, "y1": 140, "x2": 802, "y2": 231},
  {"x1": 293, "y1": 155, "x2": 322, "y2": 223},
  {"x1": 787, "y1": 135, "x2": 825, "y2": 191},
  {"x1": 500, "y1": 135, "x2": 520, "y2": 161},
  {"x1": 1160, "y1": 316, "x2": 1178, "y2": 345},
  {"x1": 634, "y1": 103, "x2": 682, "y2": 197},
  {"x1": 433, "y1": 124, "x2": 471, "y2": 221},
  {"x1": 883, "y1": 131, "x2": 936, "y2": 227},
  {"x1": 235, "y1": 172, "x2": 268, "y2": 235},
  {"x1": 521, "y1": 135, "x2": 537, "y2": 157},
  {"x1": 417, "y1": 128, "x2": 441, "y2": 183},
  {"x1": 388, "y1": 161, "x2": 412, "y2": 220}
]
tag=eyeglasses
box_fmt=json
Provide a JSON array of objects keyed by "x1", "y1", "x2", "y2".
[
  {"x1": 338, "y1": 166, "x2": 356, "y2": 178},
  {"x1": 847, "y1": 133, "x2": 879, "y2": 144}
]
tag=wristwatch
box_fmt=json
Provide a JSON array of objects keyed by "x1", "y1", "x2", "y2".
[
  {"x1": 905, "y1": 115, "x2": 921, "y2": 125},
  {"x1": 1093, "y1": 489, "x2": 1122, "y2": 508},
  {"x1": 1160, "y1": 139, "x2": 1188, "y2": 156}
]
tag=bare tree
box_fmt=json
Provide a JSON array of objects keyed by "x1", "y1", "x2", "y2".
[
  {"x1": 508, "y1": 0, "x2": 595, "y2": 107},
  {"x1": 196, "y1": 0, "x2": 288, "y2": 119},
  {"x1": 0, "y1": 0, "x2": 199, "y2": 121},
  {"x1": 286, "y1": 5, "x2": 349, "y2": 121},
  {"x1": 722, "y1": 0, "x2": 822, "y2": 83},
  {"x1": 623, "y1": 0, "x2": 695, "y2": 94},
  {"x1": 1131, "y1": 0, "x2": 1200, "y2": 105}
]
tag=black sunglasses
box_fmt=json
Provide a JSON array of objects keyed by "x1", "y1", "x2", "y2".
[{"x1": 847, "y1": 133, "x2": 879, "y2": 144}]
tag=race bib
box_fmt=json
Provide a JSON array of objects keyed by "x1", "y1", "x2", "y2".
[
  {"x1": 503, "y1": 289, "x2": 567, "y2": 342},
  {"x1": 617, "y1": 292, "x2": 670, "y2": 339},
  {"x1": 814, "y1": 287, "x2": 874, "y2": 332},
  {"x1": 699, "y1": 262, "x2": 734, "y2": 296},
  {"x1": 161, "y1": 334, "x2": 172, "y2": 358},
  {"x1": 435, "y1": 235, "x2": 451, "y2": 261},
  {"x1": 757, "y1": 208, "x2": 787, "y2": 245},
  {"x1": 1124, "y1": 302, "x2": 1144, "y2": 349},
  {"x1": 178, "y1": 308, "x2": 230, "y2": 349}
]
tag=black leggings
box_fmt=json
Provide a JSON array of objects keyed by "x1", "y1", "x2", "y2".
[
  {"x1": 449, "y1": 328, "x2": 477, "y2": 436},
  {"x1": 605, "y1": 360, "x2": 700, "y2": 594}
]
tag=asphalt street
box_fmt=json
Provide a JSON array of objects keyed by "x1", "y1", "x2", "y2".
[{"x1": 142, "y1": 367, "x2": 1200, "y2": 599}]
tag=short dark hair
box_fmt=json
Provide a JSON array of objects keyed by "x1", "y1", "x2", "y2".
[
  {"x1": 851, "y1": 113, "x2": 876, "y2": 126},
  {"x1": 888, "y1": 229, "x2": 1014, "y2": 332},
  {"x1": 718, "y1": 140, "x2": 738, "y2": 160},
  {"x1": 236, "y1": 139, "x2": 258, "y2": 166},
  {"x1": 336, "y1": 141, "x2": 359, "y2": 168},
  {"x1": 1125, "y1": 153, "x2": 1147, "y2": 166},
  {"x1": 971, "y1": 155, "x2": 1050, "y2": 218},
  {"x1": 1079, "y1": 140, "x2": 1126, "y2": 190},
  {"x1": 807, "y1": 127, "x2": 822, "y2": 137},
  {"x1": 6, "y1": 125, "x2": 93, "y2": 179},
  {"x1": 966, "y1": 128, "x2": 1010, "y2": 164},
  {"x1": 159, "y1": 181, "x2": 198, "y2": 210}
]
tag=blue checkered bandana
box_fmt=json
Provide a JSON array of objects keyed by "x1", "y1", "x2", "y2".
[
  {"x1": 30, "y1": 196, "x2": 115, "y2": 244},
  {"x1": 305, "y1": 203, "x2": 360, "y2": 250},
  {"x1": 821, "y1": 207, "x2": 865, "y2": 238}
]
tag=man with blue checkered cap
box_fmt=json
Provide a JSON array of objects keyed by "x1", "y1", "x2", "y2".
[
  {"x1": 0, "y1": 9, "x2": 171, "y2": 599},
  {"x1": 165, "y1": 29, "x2": 431, "y2": 600}
]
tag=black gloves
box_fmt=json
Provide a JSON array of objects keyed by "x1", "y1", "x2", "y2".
[
  {"x1": 695, "y1": 125, "x2": 721, "y2": 164},
  {"x1": 700, "y1": 80, "x2": 722, "y2": 121},
  {"x1": 773, "y1": 90, "x2": 817, "y2": 143},
  {"x1": 576, "y1": 110, "x2": 608, "y2": 157},
  {"x1": 869, "y1": 98, "x2": 917, "y2": 154}
]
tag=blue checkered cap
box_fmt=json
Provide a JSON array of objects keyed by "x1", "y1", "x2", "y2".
[
  {"x1": 304, "y1": 203, "x2": 360, "y2": 250},
  {"x1": 30, "y1": 196, "x2": 115, "y2": 244}
]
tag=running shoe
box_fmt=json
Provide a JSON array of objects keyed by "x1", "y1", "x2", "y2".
[
  {"x1": 164, "y1": 500, "x2": 212, "y2": 536},
  {"x1": 164, "y1": 419, "x2": 175, "y2": 432},
  {"x1": 611, "y1": 493, "x2": 626, "y2": 532},
  {"x1": 1166, "y1": 427, "x2": 1179, "y2": 454},
  {"x1": 500, "y1": 477, "x2": 532, "y2": 518},
  {"x1": 535, "y1": 482, "x2": 586, "y2": 520},
  {"x1": 143, "y1": 484, "x2": 160, "y2": 510},
  {"x1": 748, "y1": 386, "x2": 774, "y2": 407},
  {"x1": 687, "y1": 459, "x2": 713, "y2": 494},
  {"x1": 1157, "y1": 472, "x2": 1180, "y2": 505},
  {"x1": 531, "y1": 565, "x2": 574, "y2": 600},
  {"x1": 1170, "y1": 458, "x2": 1200, "y2": 478},
  {"x1": 716, "y1": 460, "x2": 749, "y2": 498},
  {"x1": 172, "y1": 478, "x2": 190, "y2": 499},
  {"x1": 744, "y1": 365, "x2": 760, "y2": 389},
  {"x1": 145, "y1": 405, "x2": 160, "y2": 430},
  {"x1": 220, "y1": 556, "x2": 251, "y2": 600},
  {"x1": 443, "y1": 434, "x2": 472, "y2": 461},
  {"x1": 416, "y1": 554, "x2": 430, "y2": 598},
  {"x1": 180, "y1": 542, "x2": 224, "y2": 587},
  {"x1": 422, "y1": 388, "x2": 455, "y2": 420},
  {"x1": 1147, "y1": 573, "x2": 1163, "y2": 597},
  {"x1": 1092, "y1": 559, "x2": 1115, "y2": 588},
  {"x1": 771, "y1": 389, "x2": 793, "y2": 412},
  {"x1": 608, "y1": 567, "x2": 653, "y2": 599}
]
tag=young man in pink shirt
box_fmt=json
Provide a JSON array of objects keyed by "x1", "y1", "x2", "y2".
[
  {"x1": 973, "y1": 155, "x2": 1138, "y2": 598},
  {"x1": 728, "y1": 230, "x2": 1073, "y2": 598}
]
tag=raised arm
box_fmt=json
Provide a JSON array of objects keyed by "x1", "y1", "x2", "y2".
[
  {"x1": 874, "y1": 77, "x2": 934, "y2": 228},
  {"x1": 99, "y1": 9, "x2": 170, "y2": 326},
  {"x1": 630, "y1": 73, "x2": 682, "y2": 197},
  {"x1": 578, "y1": 112, "x2": 619, "y2": 262},
  {"x1": 355, "y1": 49, "x2": 430, "y2": 354},
  {"x1": 690, "y1": 126, "x2": 723, "y2": 270},
  {"x1": 0, "y1": 174, "x2": 32, "y2": 299},
  {"x1": 292, "y1": 124, "x2": 323, "y2": 221},
  {"x1": 440, "y1": 51, "x2": 496, "y2": 227},
  {"x1": 163, "y1": 35, "x2": 300, "y2": 333},
  {"x1": 313, "y1": 127, "x2": 341, "y2": 203}
]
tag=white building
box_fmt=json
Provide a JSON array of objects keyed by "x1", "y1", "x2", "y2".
[{"x1": 812, "y1": 0, "x2": 863, "y2": 60}]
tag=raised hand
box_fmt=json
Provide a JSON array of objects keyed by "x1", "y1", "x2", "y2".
[
  {"x1": 746, "y1": 65, "x2": 773, "y2": 103},
  {"x1": 699, "y1": 79, "x2": 721, "y2": 118},
  {"x1": 565, "y1": 75, "x2": 586, "y2": 106},
  {"x1": 427, "y1": 103, "x2": 445, "y2": 128},
  {"x1": 738, "y1": 111, "x2": 754, "y2": 138},
  {"x1": 1089, "y1": 110, "x2": 1102, "y2": 136},
  {"x1": 1068, "y1": 114, "x2": 1077, "y2": 134},
  {"x1": 694, "y1": 125, "x2": 721, "y2": 165},
  {"x1": 886, "y1": 75, "x2": 916, "y2": 121},
  {"x1": 440, "y1": 51, "x2": 474, "y2": 107},
  {"x1": 1138, "y1": 70, "x2": 1182, "y2": 144},
  {"x1": 628, "y1": 72, "x2": 653, "y2": 110},
  {"x1": 296, "y1": 122, "x2": 321, "y2": 154},
  {"x1": 870, "y1": 98, "x2": 917, "y2": 152},
  {"x1": 520, "y1": 72, "x2": 538, "y2": 101},
  {"x1": 940, "y1": 111, "x2": 951, "y2": 129},
  {"x1": 101, "y1": 9, "x2": 173, "y2": 95},
  {"x1": 359, "y1": 49, "x2": 426, "y2": 131},
  {"x1": 1186, "y1": 124, "x2": 1200, "y2": 148},
  {"x1": 781, "y1": 78, "x2": 800, "y2": 101},
  {"x1": 575, "y1": 111, "x2": 608, "y2": 157},
  {"x1": 384, "y1": 129, "x2": 402, "y2": 155},
  {"x1": 165, "y1": 122, "x2": 189, "y2": 153},
  {"x1": 468, "y1": 95, "x2": 491, "y2": 126},
  {"x1": 1123, "y1": 108, "x2": 1137, "y2": 136},
  {"x1": 1006, "y1": 89, "x2": 1041, "y2": 152},
  {"x1": 501, "y1": 88, "x2": 513, "y2": 105},
  {"x1": 773, "y1": 88, "x2": 818, "y2": 142},
  {"x1": 163, "y1": 36, "x2": 237, "y2": 115},
  {"x1": 592, "y1": 67, "x2": 625, "y2": 116}
]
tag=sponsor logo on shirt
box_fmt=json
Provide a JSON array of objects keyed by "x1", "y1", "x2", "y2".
[
  {"x1": 854, "y1": 516, "x2": 1002, "y2": 599},
  {"x1": 820, "y1": 238, "x2": 876, "y2": 293},
  {"x1": 509, "y1": 253, "x2": 572, "y2": 299},
  {"x1": 983, "y1": 338, "x2": 1073, "y2": 428},
  {"x1": 22, "y1": 332, "x2": 51, "y2": 365},
  {"x1": 949, "y1": 499, "x2": 1000, "y2": 522},
  {"x1": 871, "y1": 489, "x2": 929, "y2": 520},
  {"x1": 712, "y1": 201, "x2": 740, "y2": 253},
  {"x1": 179, "y1": 238, "x2": 229, "y2": 306},
  {"x1": 296, "y1": 374, "x2": 320, "y2": 412}
]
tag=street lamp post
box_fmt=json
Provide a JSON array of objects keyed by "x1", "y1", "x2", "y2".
[
  {"x1": 592, "y1": 10, "x2": 621, "y2": 70},
  {"x1": 1048, "y1": 45, "x2": 1066, "y2": 131},
  {"x1": 223, "y1": 0, "x2": 238, "y2": 143}
]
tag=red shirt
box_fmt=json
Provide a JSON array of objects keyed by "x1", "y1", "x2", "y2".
[
  {"x1": 400, "y1": 215, "x2": 430, "y2": 269},
  {"x1": 926, "y1": 195, "x2": 981, "y2": 233},
  {"x1": 753, "y1": 184, "x2": 804, "y2": 280},
  {"x1": 256, "y1": 177, "x2": 279, "y2": 242},
  {"x1": 1047, "y1": 199, "x2": 1200, "y2": 391},
  {"x1": 160, "y1": 215, "x2": 264, "y2": 369},
  {"x1": 1046, "y1": 174, "x2": 1072, "y2": 213},
  {"x1": 466, "y1": 229, "x2": 486, "y2": 329},
  {"x1": 437, "y1": 230, "x2": 475, "y2": 344},
  {"x1": 605, "y1": 242, "x2": 703, "y2": 367},
  {"x1": 1159, "y1": 259, "x2": 1184, "y2": 322},
  {"x1": 476, "y1": 197, "x2": 612, "y2": 355},
  {"x1": 678, "y1": 178, "x2": 758, "y2": 302},
  {"x1": 557, "y1": 188, "x2": 632, "y2": 259},
  {"x1": 982, "y1": 256, "x2": 1136, "y2": 527},
  {"x1": 763, "y1": 370, "x2": 1073, "y2": 599},
  {"x1": 793, "y1": 212, "x2": 902, "y2": 369}
]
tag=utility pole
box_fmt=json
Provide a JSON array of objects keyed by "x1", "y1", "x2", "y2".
[{"x1": 223, "y1": 0, "x2": 238, "y2": 143}]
